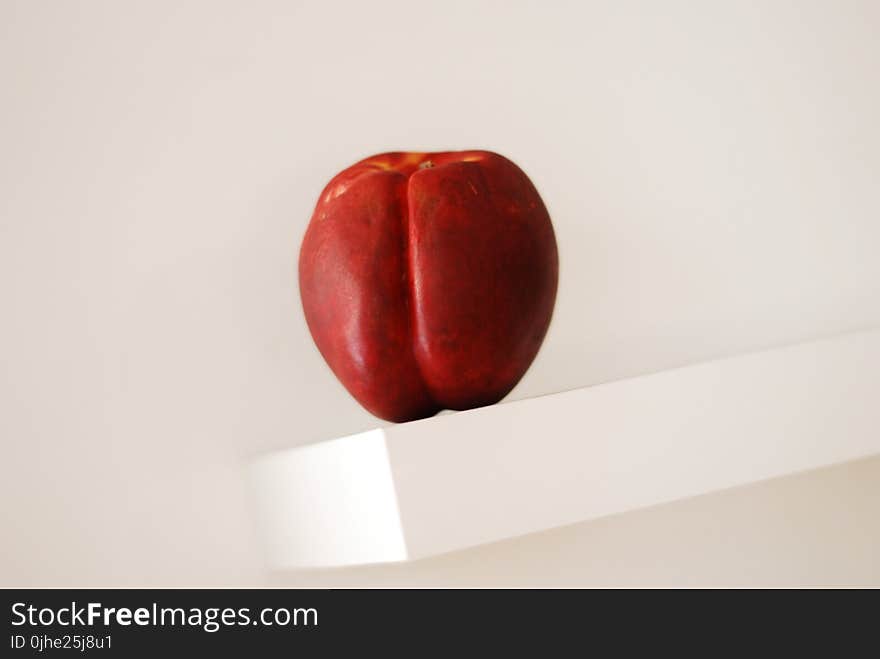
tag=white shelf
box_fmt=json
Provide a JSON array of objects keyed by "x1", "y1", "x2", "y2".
[{"x1": 249, "y1": 329, "x2": 880, "y2": 569}]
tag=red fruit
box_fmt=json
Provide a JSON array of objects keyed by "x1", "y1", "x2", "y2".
[{"x1": 299, "y1": 150, "x2": 558, "y2": 423}]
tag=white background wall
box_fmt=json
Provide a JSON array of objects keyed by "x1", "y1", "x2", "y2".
[{"x1": 2, "y1": 0, "x2": 879, "y2": 586}]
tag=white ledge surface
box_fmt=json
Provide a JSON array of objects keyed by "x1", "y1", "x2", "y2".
[{"x1": 249, "y1": 329, "x2": 880, "y2": 568}]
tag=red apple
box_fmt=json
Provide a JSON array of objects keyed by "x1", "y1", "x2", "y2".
[{"x1": 299, "y1": 150, "x2": 558, "y2": 423}]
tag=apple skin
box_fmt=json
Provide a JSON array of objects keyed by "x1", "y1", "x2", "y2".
[{"x1": 299, "y1": 150, "x2": 558, "y2": 423}]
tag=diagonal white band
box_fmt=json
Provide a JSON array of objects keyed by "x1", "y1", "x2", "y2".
[{"x1": 249, "y1": 328, "x2": 880, "y2": 568}]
